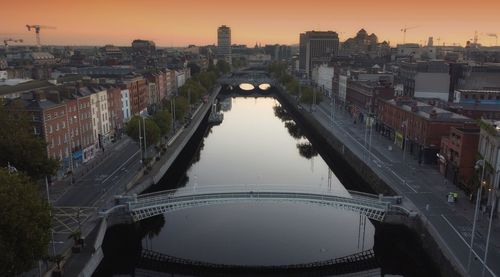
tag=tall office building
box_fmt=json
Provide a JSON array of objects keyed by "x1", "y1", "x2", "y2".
[
  {"x1": 299, "y1": 31, "x2": 339, "y2": 77},
  {"x1": 217, "y1": 25, "x2": 232, "y2": 65}
]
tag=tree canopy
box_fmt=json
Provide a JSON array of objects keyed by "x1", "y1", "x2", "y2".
[
  {"x1": 153, "y1": 109, "x2": 172, "y2": 136},
  {"x1": 178, "y1": 79, "x2": 206, "y2": 105},
  {"x1": 0, "y1": 168, "x2": 51, "y2": 275},
  {"x1": 0, "y1": 101, "x2": 59, "y2": 180},
  {"x1": 216, "y1": 59, "x2": 231, "y2": 74},
  {"x1": 125, "y1": 116, "x2": 161, "y2": 146}
]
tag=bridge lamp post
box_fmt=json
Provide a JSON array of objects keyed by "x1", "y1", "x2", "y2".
[{"x1": 468, "y1": 159, "x2": 486, "y2": 273}]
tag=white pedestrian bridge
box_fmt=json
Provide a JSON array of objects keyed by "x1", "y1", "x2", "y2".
[{"x1": 110, "y1": 185, "x2": 404, "y2": 222}]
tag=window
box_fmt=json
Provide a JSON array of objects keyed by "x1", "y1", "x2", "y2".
[
  {"x1": 48, "y1": 125, "x2": 53, "y2": 133},
  {"x1": 55, "y1": 123, "x2": 59, "y2": 131},
  {"x1": 62, "y1": 122, "x2": 66, "y2": 129}
]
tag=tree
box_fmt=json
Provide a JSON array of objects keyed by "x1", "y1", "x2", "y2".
[
  {"x1": 0, "y1": 101, "x2": 59, "y2": 180},
  {"x1": 285, "y1": 79, "x2": 300, "y2": 96},
  {"x1": 187, "y1": 62, "x2": 201, "y2": 75},
  {"x1": 153, "y1": 109, "x2": 172, "y2": 136},
  {"x1": 125, "y1": 116, "x2": 161, "y2": 146},
  {"x1": 197, "y1": 71, "x2": 217, "y2": 90},
  {"x1": 216, "y1": 59, "x2": 231, "y2": 74},
  {"x1": 0, "y1": 168, "x2": 51, "y2": 275},
  {"x1": 172, "y1": 96, "x2": 189, "y2": 122},
  {"x1": 179, "y1": 79, "x2": 206, "y2": 105},
  {"x1": 299, "y1": 86, "x2": 323, "y2": 106}
]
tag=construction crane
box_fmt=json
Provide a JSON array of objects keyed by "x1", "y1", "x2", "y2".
[
  {"x1": 3, "y1": 38, "x2": 23, "y2": 51},
  {"x1": 486, "y1": 33, "x2": 498, "y2": 46},
  {"x1": 26, "y1": 24, "x2": 56, "y2": 49},
  {"x1": 400, "y1": 25, "x2": 419, "y2": 44}
]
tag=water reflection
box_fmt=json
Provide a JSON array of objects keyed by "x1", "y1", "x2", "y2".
[
  {"x1": 95, "y1": 95, "x2": 440, "y2": 277},
  {"x1": 296, "y1": 141, "x2": 318, "y2": 159}
]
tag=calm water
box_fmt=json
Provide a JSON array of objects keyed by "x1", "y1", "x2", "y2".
[{"x1": 95, "y1": 94, "x2": 440, "y2": 276}]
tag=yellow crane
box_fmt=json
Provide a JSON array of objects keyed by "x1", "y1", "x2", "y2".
[
  {"x1": 26, "y1": 24, "x2": 56, "y2": 49},
  {"x1": 400, "y1": 25, "x2": 419, "y2": 44}
]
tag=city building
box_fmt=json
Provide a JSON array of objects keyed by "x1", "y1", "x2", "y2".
[
  {"x1": 477, "y1": 120, "x2": 500, "y2": 214},
  {"x1": 120, "y1": 76, "x2": 147, "y2": 115},
  {"x1": 299, "y1": 31, "x2": 339, "y2": 77},
  {"x1": 377, "y1": 98, "x2": 476, "y2": 164},
  {"x1": 346, "y1": 79, "x2": 394, "y2": 118},
  {"x1": 312, "y1": 64, "x2": 334, "y2": 97},
  {"x1": 397, "y1": 60, "x2": 450, "y2": 101},
  {"x1": 106, "y1": 86, "x2": 124, "y2": 138},
  {"x1": 87, "y1": 86, "x2": 111, "y2": 150},
  {"x1": 0, "y1": 79, "x2": 55, "y2": 99},
  {"x1": 264, "y1": 44, "x2": 292, "y2": 61},
  {"x1": 131, "y1": 39, "x2": 157, "y2": 69},
  {"x1": 120, "y1": 88, "x2": 131, "y2": 123},
  {"x1": 438, "y1": 127, "x2": 480, "y2": 190},
  {"x1": 217, "y1": 25, "x2": 232, "y2": 65}
]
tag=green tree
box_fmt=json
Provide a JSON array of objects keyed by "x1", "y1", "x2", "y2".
[
  {"x1": 0, "y1": 100, "x2": 59, "y2": 180},
  {"x1": 299, "y1": 86, "x2": 323, "y2": 105},
  {"x1": 0, "y1": 168, "x2": 51, "y2": 275},
  {"x1": 285, "y1": 79, "x2": 300, "y2": 96},
  {"x1": 268, "y1": 62, "x2": 287, "y2": 78},
  {"x1": 216, "y1": 59, "x2": 231, "y2": 74},
  {"x1": 179, "y1": 79, "x2": 206, "y2": 105},
  {"x1": 187, "y1": 62, "x2": 201, "y2": 75},
  {"x1": 172, "y1": 96, "x2": 189, "y2": 122},
  {"x1": 153, "y1": 109, "x2": 172, "y2": 136},
  {"x1": 125, "y1": 116, "x2": 161, "y2": 146},
  {"x1": 197, "y1": 71, "x2": 217, "y2": 90}
]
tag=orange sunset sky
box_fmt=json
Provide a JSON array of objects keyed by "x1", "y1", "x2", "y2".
[{"x1": 1, "y1": 0, "x2": 499, "y2": 47}]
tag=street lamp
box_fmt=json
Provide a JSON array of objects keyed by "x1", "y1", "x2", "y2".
[
  {"x1": 468, "y1": 159, "x2": 486, "y2": 273},
  {"x1": 482, "y1": 169, "x2": 499, "y2": 277}
]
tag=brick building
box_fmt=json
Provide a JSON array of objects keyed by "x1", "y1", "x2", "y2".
[
  {"x1": 346, "y1": 80, "x2": 394, "y2": 119},
  {"x1": 377, "y1": 98, "x2": 476, "y2": 164},
  {"x1": 120, "y1": 76, "x2": 147, "y2": 115},
  {"x1": 439, "y1": 127, "x2": 480, "y2": 190},
  {"x1": 106, "y1": 86, "x2": 124, "y2": 138}
]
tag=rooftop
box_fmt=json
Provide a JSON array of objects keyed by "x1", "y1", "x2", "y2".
[
  {"x1": 386, "y1": 98, "x2": 473, "y2": 122},
  {"x1": 0, "y1": 80, "x2": 55, "y2": 97}
]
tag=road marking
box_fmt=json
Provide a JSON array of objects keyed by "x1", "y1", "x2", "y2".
[
  {"x1": 386, "y1": 168, "x2": 417, "y2": 193},
  {"x1": 441, "y1": 214, "x2": 496, "y2": 277},
  {"x1": 101, "y1": 150, "x2": 140, "y2": 185}
]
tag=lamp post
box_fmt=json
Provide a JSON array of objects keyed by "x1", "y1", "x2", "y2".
[
  {"x1": 138, "y1": 117, "x2": 143, "y2": 165},
  {"x1": 142, "y1": 116, "x2": 147, "y2": 160},
  {"x1": 45, "y1": 176, "x2": 56, "y2": 256},
  {"x1": 482, "y1": 169, "x2": 499, "y2": 277},
  {"x1": 468, "y1": 159, "x2": 486, "y2": 273},
  {"x1": 482, "y1": 187, "x2": 496, "y2": 277}
]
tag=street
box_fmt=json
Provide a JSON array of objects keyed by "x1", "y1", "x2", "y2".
[{"x1": 311, "y1": 99, "x2": 500, "y2": 277}]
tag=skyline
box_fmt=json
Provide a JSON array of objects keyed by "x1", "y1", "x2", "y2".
[{"x1": 1, "y1": 0, "x2": 500, "y2": 47}]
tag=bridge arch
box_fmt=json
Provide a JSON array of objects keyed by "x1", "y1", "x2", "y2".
[{"x1": 121, "y1": 188, "x2": 391, "y2": 222}]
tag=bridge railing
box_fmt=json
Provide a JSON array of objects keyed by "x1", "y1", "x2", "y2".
[
  {"x1": 136, "y1": 184, "x2": 353, "y2": 200},
  {"x1": 129, "y1": 191, "x2": 390, "y2": 212}
]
